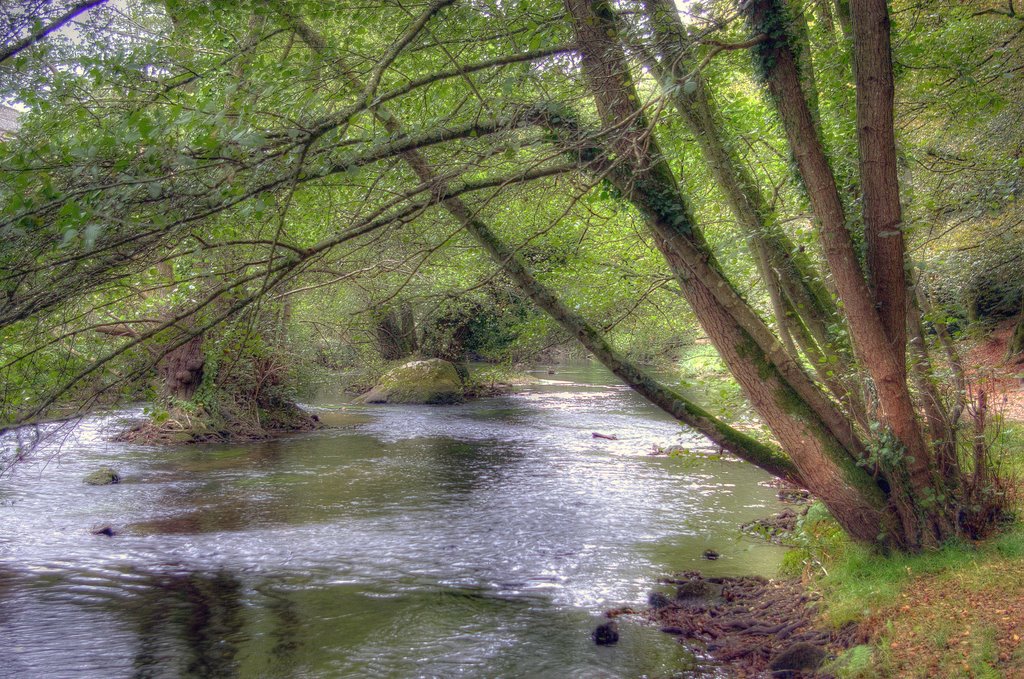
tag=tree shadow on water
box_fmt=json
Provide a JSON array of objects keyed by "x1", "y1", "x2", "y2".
[{"x1": 130, "y1": 570, "x2": 245, "y2": 678}]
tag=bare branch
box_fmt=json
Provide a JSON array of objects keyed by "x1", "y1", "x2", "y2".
[{"x1": 0, "y1": 0, "x2": 109, "y2": 65}]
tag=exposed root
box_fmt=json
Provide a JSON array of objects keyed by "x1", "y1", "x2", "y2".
[
  {"x1": 114, "y1": 400, "x2": 320, "y2": 445},
  {"x1": 621, "y1": 571, "x2": 862, "y2": 677}
]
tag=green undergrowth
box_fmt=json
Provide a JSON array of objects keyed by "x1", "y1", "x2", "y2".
[
  {"x1": 814, "y1": 520, "x2": 1024, "y2": 629},
  {"x1": 782, "y1": 478, "x2": 1024, "y2": 677},
  {"x1": 995, "y1": 420, "x2": 1024, "y2": 477},
  {"x1": 782, "y1": 501, "x2": 1024, "y2": 677},
  {"x1": 820, "y1": 519, "x2": 1024, "y2": 678}
]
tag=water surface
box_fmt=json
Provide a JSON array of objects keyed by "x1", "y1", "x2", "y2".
[{"x1": 0, "y1": 362, "x2": 788, "y2": 677}]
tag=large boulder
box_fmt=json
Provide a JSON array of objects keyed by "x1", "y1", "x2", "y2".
[
  {"x1": 83, "y1": 467, "x2": 120, "y2": 485},
  {"x1": 357, "y1": 359, "x2": 465, "y2": 405}
]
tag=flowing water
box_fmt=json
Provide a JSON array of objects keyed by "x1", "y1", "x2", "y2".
[{"x1": 0, "y1": 363, "x2": 789, "y2": 678}]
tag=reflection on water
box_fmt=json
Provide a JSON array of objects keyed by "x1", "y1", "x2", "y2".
[
  {"x1": 0, "y1": 362, "x2": 788, "y2": 677},
  {"x1": 130, "y1": 570, "x2": 245, "y2": 677}
]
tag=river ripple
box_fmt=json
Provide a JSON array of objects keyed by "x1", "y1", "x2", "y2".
[{"x1": 0, "y1": 363, "x2": 788, "y2": 678}]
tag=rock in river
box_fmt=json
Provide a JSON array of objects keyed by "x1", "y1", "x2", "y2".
[
  {"x1": 83, "y1": 467, "x2": 120, "y2": 485},
  {"x1": 356, "y1": 358, "x2": 465, "y2": 405},
  {"x1": 593, "y1": 621, "x2": 619, "y2": 646}
]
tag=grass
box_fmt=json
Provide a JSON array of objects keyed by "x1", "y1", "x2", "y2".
[
  {"x1": 790, "y1": 506, "x2": 1024, "y2": 678},
  {"x1": 808, "y1": 521, "x2": 1024, "y2": 678},
  {"x1": 771, "y1": 415, "x2": 1024, "y2": 677}
]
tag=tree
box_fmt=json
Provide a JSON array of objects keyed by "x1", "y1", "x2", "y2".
[{"x1": 2, "y1": 0, "x2": 1020, "y2": 549}]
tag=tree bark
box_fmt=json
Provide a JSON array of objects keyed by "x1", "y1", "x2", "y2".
[
  {"x1": 787, "y1": 0, "x2": 822, "y2": 124},
  {"x1": 743, "y1": 0, "x2": 934, "y2": 486},
  {"x1": 157, "y1": 334, "x2": 205, "y2": 401},
  {"x1": 566, "y1": 0, "x2": 889, "y2": 543},
  {"x1": 851, "y1": 0, "x2": 907, "y2": 374},
  {"x1": 640, "y1": 0, "x2": 862, "y2": 417}
]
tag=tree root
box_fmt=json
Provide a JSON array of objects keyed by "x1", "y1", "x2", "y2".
[{"x1": 619, "y1": 571, "x2": 856, "y2": 677}]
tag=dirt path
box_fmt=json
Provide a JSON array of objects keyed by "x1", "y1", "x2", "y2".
[{"x1": 964, "y1": 320, "x2": 1024, "y2": 421}]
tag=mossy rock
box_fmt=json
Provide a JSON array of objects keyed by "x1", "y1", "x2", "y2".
[
  {"x1": 357, "y1": 359, "x2": 465, "y2": 405},
  {"x1": 769, "y1": 642, "x2": 827, "y2": 674},
  {"x1": 83, "y1": 467, "x2": 120, "y2": 485},
  {"x1": 675, "y1": 579, "x2": 723, "y2": 600}
]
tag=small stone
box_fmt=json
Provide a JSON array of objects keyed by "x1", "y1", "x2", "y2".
[
  {"x1": 83, "y1": 467, "x2": 120, "y2": 485},
  {"x1": 648, "y1": 591, "x2": 672, "y2": 609},
  {"x1": 593, "y1": 621, "x2": 619, "y2": 646},
  {"x1": 92, "y1": 526, "x2": 116, "y2": 537},
  {"x1": 702, "y1": 549, "x2": 720, "y2": 560},
  {"x1": 778, "y1": 488, "x2": 811, "y2": 503}
]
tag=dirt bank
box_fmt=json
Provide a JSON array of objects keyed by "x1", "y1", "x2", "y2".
[{"x1": 608, "y1": 571, "x2": 860, "y2": 677}]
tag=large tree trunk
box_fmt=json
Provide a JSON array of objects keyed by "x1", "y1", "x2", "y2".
[
  {"x1": 157, "y1": 334, "x2": 205, "y2": 401},
  {"x1": 851, "y1": 0, "x2": 907, "y2": 374},
  {"x1": 640, "y1": 0, "x2": 864, "y2": 420},
  {"x1": 743, "y1": 0, "x2": 953, "y2": 544},
  {"x1": 565, "y1": 0, "x2": 890, "y2": 544}
]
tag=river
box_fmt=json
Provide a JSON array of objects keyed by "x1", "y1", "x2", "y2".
[{"x1": 0, "y1": 362, "x2": 789, "y2": 678}]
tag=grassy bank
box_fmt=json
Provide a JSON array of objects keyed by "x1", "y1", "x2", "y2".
[
  {"x1": 815, "y1": 524, "x2": 1024, "y2": 677},
  {"x1": 785, "y1": 422, "x2": 1024, "y2": 677}
]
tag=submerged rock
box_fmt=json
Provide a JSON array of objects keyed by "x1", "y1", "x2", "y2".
[
  {"x1": 702, "y1": 549, "x2": 720, "y2": 560},
  {"x1": 357, "y1": 358, "x2": 465, "y2": 405},
  {"x1": 83, "y1": 467, "x2": 120, "y2": 485},
  {"x1": 593, "y1": 621, "x2": 619, "y2": 646},
  {"x1": 92, "y1": 526, "x2": 116, "y2": 536}
]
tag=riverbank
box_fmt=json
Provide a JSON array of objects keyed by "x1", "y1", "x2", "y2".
[
  {"x1": 627, "y1": 322, "x2": 1024, "y2": 677},
  {"x1": 633, "y1": 571, "x2": 846, "y2": 676},
  {"x1": 813, "y1": 522, "x2": 1024, "y2": 677},
  {"x1": 628, "y1": 502, "x2": 1024, "y2": 677}
]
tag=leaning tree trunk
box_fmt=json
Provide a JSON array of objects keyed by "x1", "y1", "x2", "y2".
[
  {"x1": 565, "y1": 0, "x2": 891, "y2": 545},
  {"x1": 640, "y1": 0, "x2": 865, "y2": 422}
]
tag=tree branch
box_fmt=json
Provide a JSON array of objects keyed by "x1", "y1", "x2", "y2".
[{"x1": 0, "y1": 0, "x2": 109, "y2": 65}]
